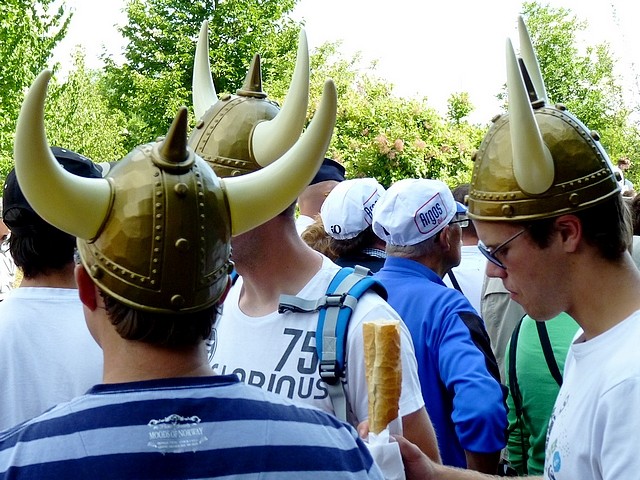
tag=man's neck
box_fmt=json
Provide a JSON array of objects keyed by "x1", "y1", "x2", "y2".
[
  {"x1": 102, "y1": 340, "x2": 214, "y2": 383},
  {"x1": 569, "y1": 253, "x2": 640, "y2": 340},
  {"x1": 19, "y1": 263, "x2": 77, "y2": 288},
  {"x1": 234, "y1": 218, "x2": 324, "y2": 316}
]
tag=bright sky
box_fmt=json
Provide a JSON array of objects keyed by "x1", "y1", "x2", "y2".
[{"x1": 53, "y1": 0, "x2": 640, "y2": 124}]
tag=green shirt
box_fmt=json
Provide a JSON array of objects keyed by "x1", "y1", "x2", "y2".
[{"x1": 505, "y1": 312, "x2": 579, "y2": 475}]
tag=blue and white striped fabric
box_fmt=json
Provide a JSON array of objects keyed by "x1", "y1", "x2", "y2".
[{"x1": 0, "y1": 375, "x2": 382, "y2": 479}]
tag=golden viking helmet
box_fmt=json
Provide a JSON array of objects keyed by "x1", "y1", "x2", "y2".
[
  {"x1": 14, "y1": 70, "x2": 336, "y2": 313},
  {"x1": 189, "y1": 21, "x2": 311, "y2": 176},
  {"x1": 467, "y1": 16, "x2": 620, "y2": 222}
]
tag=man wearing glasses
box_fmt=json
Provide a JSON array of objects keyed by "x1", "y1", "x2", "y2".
[
  {"x1": 372, "y1": 178, "x2": 507, "y2": 473},
  {"x1": 394, "y1": 17, "x2": 640, "y2": 480}
]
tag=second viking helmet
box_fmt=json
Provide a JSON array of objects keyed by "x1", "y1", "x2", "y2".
[
  {"x1": 14, "y1": 70, "x2": 336, "y2": 313},
  {"x1": 467, "y1": 16, "x2": 619, "y2": 222},
  {"x1": 189, "y1": 21, "x2": 311, "y2": 176}
]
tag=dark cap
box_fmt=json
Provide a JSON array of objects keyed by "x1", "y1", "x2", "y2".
[
  {"x1": 3, "y1": 147, "x2": 103, "y2": 232},
  {"x1": 310, "y1": 158, "x2": 345, "y2": 185}
]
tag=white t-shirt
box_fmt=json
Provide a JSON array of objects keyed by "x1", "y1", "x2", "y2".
[
  {"x1": 544, "y1": 310, "x2": 640, "y2": 479},
  {"x1": 209, "y1": 256, "x2": 424, "y2": 424},
  {"x1": 0, "y1": 241, "x2": 16, "y2": 301},
  {"x1": 0, "y1": 287, "x2": 103, "y2": 431},
  {"x1": 443, "y1": 244, "x2": 486, "y2": 314}
]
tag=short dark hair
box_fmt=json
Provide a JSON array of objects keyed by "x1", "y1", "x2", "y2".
[
  {"x1": 451, "y1": 183, "x2": 470, "y2": 205},
  {"x1": 101, "y1": 290, "x2": 220, "y2": 348},
  {"x1": 330, "y1": 227, "x2": 377, "y2": 258},
  {"x1": 8, "y1": 215, "x2": 76, "y2": 278},
  {"x1": 527, "y1": 194, "x2": 631, "y2": 261}
]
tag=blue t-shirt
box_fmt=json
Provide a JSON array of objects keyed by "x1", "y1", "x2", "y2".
[
  {"x1": 0, "y1": 375, "x2": 382, "y2": 479},
  {"x1": 376, "y1": 256, "x2": 507, "y2": 467}
]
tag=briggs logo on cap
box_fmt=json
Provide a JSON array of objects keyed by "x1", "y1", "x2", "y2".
[{"x1": 414, "y1": 193, "x2": 447, "y2": 235}]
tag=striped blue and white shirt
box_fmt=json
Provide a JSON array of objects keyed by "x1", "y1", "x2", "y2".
[{"x1": 0, "y1": 375, "x2": 383, "y2": 479}]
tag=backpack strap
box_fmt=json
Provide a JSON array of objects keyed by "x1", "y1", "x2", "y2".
[
  {"x1": 447, "y1": 270, "x2": 463, "y2": 293},
  {"x1": 278, "y1": 265, "x2": 387, "y2": 423},
  {"x1": 508, "y1": 315, "x2": 528, "y2": 475},
  {"x1": 535, "y1": 321, "x2": 563, "y2": 387}
]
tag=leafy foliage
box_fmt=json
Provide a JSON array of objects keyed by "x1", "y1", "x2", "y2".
[
  {"x1": 44, "y1": 51, "x2": 128, "y2": 163},
  {"x1": 3, "y1": 0, "x2": 640, "y2": 194},
  {"x1": 297, "y1": 43, "x2": 485, "y2": 188},
  {"x1": 0, "y1": 0, "x2": 71, "y2": 179},
  {"x1": 102, "y1": 0, "x2": 301, "y2": 150}
]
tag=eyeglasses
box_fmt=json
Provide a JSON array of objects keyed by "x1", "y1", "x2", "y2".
[
  {"x1": 449, "y1": 216, "x2": 469, "y2": 228},
  {"x1": 477, "y1": 228, "x2": 527, "y2": 269}
]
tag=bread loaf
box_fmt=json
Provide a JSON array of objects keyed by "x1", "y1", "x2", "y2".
[{"x1": 363, "y1": 319, "x2": 402, "y2": 434}]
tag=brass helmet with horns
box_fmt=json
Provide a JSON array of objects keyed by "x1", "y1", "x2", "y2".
[
  {"x1": 14, "y1": 70, "x2": 336, "y2": 313},
  {"x1": 467, "y1": 16, "x2": 619, "y2": 222},
  {"x1": 189, "y1": 21, "x2": 312, "y2": 176}
]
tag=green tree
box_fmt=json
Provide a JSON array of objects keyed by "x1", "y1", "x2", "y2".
[
  {"x1": 290, "y1": 42, "x2": 484, "y2": 188},
  {"x1": 102, "y1": 0, "x2": 302, "y2": 150},
  {"x1": 0, "y1": 0, "x2": 71, "y2": 179},
  {"x1": 447, "y1": 92, "x2": 474, "y2": 125},
  {"x1": 44, "y1": 50, "x2": 129, "y2": 163}
]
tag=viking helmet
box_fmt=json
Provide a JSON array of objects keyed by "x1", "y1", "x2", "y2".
[
  {"x1": 467, "y1": 16, "x2": 619, "y2": 222},
  {"x1": 189, "y1": 21, "x2": 312, "y2": 177},
  {"x1": 14, "y1": 70, "x2": 336, "y2": 313}
]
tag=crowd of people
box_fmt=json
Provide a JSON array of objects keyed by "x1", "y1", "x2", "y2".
[{"x1": 0, "y1": 16, "x2": 639, "y2": 480}]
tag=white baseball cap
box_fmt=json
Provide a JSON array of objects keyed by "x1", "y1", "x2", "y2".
[
  {"x1": 372, "y1": 178, "x2": 466, "y2": 246},
  {"x1": 320, "y1": 178, "x2": 385, "y2": 240}
]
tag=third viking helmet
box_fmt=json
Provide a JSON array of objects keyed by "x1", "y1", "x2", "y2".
[
  {"x1": 467, "y1": 16, "x2": 619, "y2": 222},
  {"x1": 14, "y1": 70, "x2": 336, "y2": 313},
  {"x1": 189, "y1": 21, "x2": 311, "y2": 177}
]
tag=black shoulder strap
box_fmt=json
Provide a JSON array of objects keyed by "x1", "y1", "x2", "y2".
[
  {"x1": 447, "y1": 270, "x2": 462, "y2": 292},
  {"x1": 535, "y1": 321, "x2": 563, "y2": 387},
  {"x1": 508, "y1": 317, "x2": 524, "y2": 419},
  {"x1": 508, "y1": 315, "x2": 527, "y2": 474}
]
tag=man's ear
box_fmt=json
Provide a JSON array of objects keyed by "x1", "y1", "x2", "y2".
[
  {"x1": 218, "y1": 275, "x2": 233, "y2": 305},
  {"x1": 436, "y1": 225, "x2": 451, "y2": 252},
  {"x1": 75, "y1": 264, "x2": 98, "y2": 311},
  {"x1": 554, "y1": 214, "x2": 582, "y2": 253}
]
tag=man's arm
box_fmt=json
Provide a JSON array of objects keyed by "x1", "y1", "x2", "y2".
[
  {"x1": 396, "y1": 435, "x2": 542, "y2": 480},
  {"x1": 401, "y1": 406, "x2": 442, "y2": 463}
]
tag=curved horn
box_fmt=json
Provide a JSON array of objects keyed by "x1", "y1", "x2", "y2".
[
  {"x1": 14, "y1": 70, "x2": 112, "y2": 240},
  {"x1": 507, "y1": 39, "x2": 554, "y2": 195},
  {"x1": 224, "y1": 79, "x2": 337, "y2": 235},
  {"x1": 518, "y1": 16, "x2": 548, "y2": 104},
  {"x1": 192, "y1": 20, "x2": 219, "y2": 120},
  {"x1": 250, "y1": 29, "x2": 310, "y2": 167}
]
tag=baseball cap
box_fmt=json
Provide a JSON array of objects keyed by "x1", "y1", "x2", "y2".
[
  {"x1": 3, "y1": 147, "x2": 103, "y2": 231},
  {"x1": 321, "y1": 178, "x2": 385, "y2": 240},
  {"x1": 372, "y1": 178, "x2": 466, "y2": 246},
  {"x1": 310, "y1": 158, "x2": 346, "y2": 185}
]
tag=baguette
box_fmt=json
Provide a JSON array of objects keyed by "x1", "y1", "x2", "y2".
[{"x1": 363, "y1": 319, "x2": 402, "y2": 434}]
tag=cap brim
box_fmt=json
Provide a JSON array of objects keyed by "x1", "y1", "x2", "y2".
[{"x1": 456, "y1": 201, "x2": 467, "y2": 214}]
